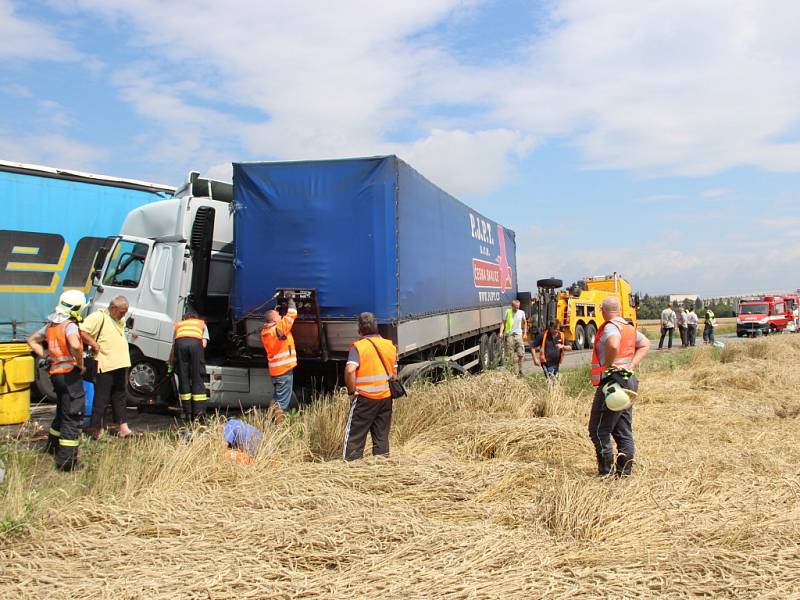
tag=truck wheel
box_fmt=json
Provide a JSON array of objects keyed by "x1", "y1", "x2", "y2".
[
  {"x1": 478, "y1": 334, "x2": 491, "y2": 372},
  {"x1": 127, "y1": 357, "x2": 171, "y2": 407},
  {"x1": 574, "y1": 324, "x2": 586, "y2": 350},
  {"x1": 536, "y1": 278, "x2": 563, "y2": 289},
  {"x1": 400, "y1": 361, "x2": 467, "y2": 387},
  {"x1": 584, "y1": 323, "x2": 597, "y2": 349},
  {"x1": 33, "y1": 365, "x2": 57, "y2": 402},
  {"x1": 489, "y1": 333, "x2": 504, "y2": 368}
]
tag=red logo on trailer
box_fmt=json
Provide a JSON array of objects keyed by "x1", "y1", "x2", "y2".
[{"x1": 472, "y1": 224, "x2": 513, "y2": 292}]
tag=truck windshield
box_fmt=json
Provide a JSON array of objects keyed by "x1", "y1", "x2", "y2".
[
  {"x1": 103, "y1": 239, "x2": 148, "y2": 288},
  {"x1": 739, "y1": 303, "x2": 767, "y2": 315}
]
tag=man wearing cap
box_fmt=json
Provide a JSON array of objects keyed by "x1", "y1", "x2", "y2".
[{"x1": 589, "y1": 297, "x2": 650, "y2": 477}]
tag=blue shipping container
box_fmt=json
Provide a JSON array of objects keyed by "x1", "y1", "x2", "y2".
[
  {"x1": 0, "y1": 166, "x2": 173, "y2": 340},
  {"x1": 231, "y1": 156, "x2": 517, "y2": 323}
]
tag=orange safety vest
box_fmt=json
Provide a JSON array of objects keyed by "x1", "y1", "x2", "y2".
[
  {"x1": 590, "y1": 318, "x2": 636, "y2": 386},
  {"x1": 539, "y1": 329, "x2": 564, "y2": 365},
  {"x1": 46, "y1": 321, "x2": 81, "y2": 375},
  {"x1": 174, "y1": 318, "x2": 206, "y2": 340},
  {"x1": 261, "y1": 307, "x2": 297, "y2": 376},
  {"x1": 352, "y1": 336, "x2": 397, "y2": 400}
]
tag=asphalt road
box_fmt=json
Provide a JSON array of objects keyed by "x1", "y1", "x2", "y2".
[{"x1": 522, "y1": 332, "x2": 739, "y2": 374}]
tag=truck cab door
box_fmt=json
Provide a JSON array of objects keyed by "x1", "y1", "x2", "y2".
[
  {"x1": 127, "y1": 241, "x2": 186, "y2": 362},
  {"x1": 92, "y1": 236, "x2": 185, "y2": 363}
]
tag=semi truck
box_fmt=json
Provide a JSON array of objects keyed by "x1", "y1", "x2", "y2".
[
  {"x1": 89, "y1": 156, "x2": 521, "y2": 409},
  {"x1": 0, "y1": 160, "x2": 174, "y2": 398},
  {"x1": 530, "y1": 274, "x2": 639, "y2": 349}
]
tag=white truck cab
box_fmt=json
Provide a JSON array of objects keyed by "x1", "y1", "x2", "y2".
[{"x1": 91, "y1": 173, "x2": 272, "y2": 409}]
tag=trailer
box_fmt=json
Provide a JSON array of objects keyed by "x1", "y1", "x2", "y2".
[
  {"x1": 0, "y1": 160, "x2": 174, "y2": 397},
  {"x1": 90, "y1": 157, "x2": 521, "y2": 409}
]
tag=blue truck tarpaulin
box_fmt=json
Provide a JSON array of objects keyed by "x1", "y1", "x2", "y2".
[{"x1": 231, "y1": 156, "x2": 517, "y2": 323}]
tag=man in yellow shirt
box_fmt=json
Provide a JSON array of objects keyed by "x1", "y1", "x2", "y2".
[{"x1": 81, "y1": 296, "x2": 134, "y2": 438}]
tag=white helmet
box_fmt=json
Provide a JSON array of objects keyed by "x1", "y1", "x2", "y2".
[
  {"x1": 602, "y1": 381, "x2": 636, "y2": 412},
  {"x1": 55, "y1": 289, "x2": 87, "y2": 320}
]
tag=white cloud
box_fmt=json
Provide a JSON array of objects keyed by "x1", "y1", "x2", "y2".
[
  {"x1": 393, "y1": 129, "x2": 537, "y2": 196},
  {"x1": 492, "y1": 0, "x2": 800, "y2": 176},
  {"x1": 699, "y1": 187, "x2": 733, "y2": 199},
  {"x1": 52, "y1": 1, "x2": 800, "y2": 189},
  {"x1": 1, "y1": 83, "x2": 32, "y2": 97},
  {"x1": 0, "y1": 0, "x2": 80, "y2": 62},
  {"x1": 50, "y1": 0, "x2": 536, "y2": 193},
  {"x1": 206, "y1": 162, "x2": 233, "y2": 183},
  {"x1": 759, "y1": 216, "x2": 800, "y2": 228},
  {"x1": 0, "y1": 130, "x2": 104, "y2": 169},
  {"x1": 515, "y1": 237, "x2": 800, "y2": 297}
]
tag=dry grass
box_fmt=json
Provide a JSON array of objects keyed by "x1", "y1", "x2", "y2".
[{"x1": 2, "y1": 337, "x2": 800, "y2": 598}]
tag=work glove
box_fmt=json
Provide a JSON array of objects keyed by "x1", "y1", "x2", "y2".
[
  {"x1": 36, "y1": 357, "x2": 51, "y2": 370},
  {"x1": 167, "y1": 365, "x2": 174, "y2": 375}
]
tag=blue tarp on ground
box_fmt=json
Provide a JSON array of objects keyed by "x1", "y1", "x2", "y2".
[{"x1": 231, "y1": 156, "x2": 517, "y2": 323}]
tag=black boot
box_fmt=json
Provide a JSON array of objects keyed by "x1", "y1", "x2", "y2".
[
  {"x1": 192, "y1": 401, "x2": 206, "y2": 424},
  {"x1": 44, "y1": 432, "x2": 59, "y2": 455},
  {"x1": 54, "y1": 444, "x2": 78, "y2": 472},
  {"x1": 596, "y1": 451, "x2": 614, "y2": 476},
  {"x1": 181, "y1": 401, "x2": 193, "y2": 422},
  {"x1": 615, "y1": 453, "x2": 634, "y2": 477}
]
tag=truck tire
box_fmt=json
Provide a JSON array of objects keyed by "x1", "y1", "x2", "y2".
[
  {"x1": 489, "y1": 333, "x2": 504, "y2": 368},
  {"x1": 400, "y1": 361, "x2": 467, "y2": 387},
  {"x1": 478, "y1": 334, "x2": 491, "y2": 372},
  {"x1": 573, "y1": 324, "x2": 586, "y2": 350},
  {"x1": 536, "y1": 278, "x2": 563, "y2": 289},
  {"x1": 584, "y1": 323, "x2": 597, "y2": 349},
  {"x1": 127, "y1": 352, "x2": 173, "y2": 408},
  {"x1": 33, "y1": 365, "x2": 57, "y2": 402}
]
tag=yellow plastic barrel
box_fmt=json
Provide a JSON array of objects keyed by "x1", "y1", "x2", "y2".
[{"x1": 0, "y1": 343, "x2": 34, "y2": 425}]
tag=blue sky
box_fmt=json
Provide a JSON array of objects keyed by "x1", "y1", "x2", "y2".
[{"x1": 2, "y1": 0, "x2": 800, "y2": 296}]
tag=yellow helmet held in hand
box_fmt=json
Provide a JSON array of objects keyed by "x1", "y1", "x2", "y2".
[
  {"x1": 55, "y1": 289, "x2": 87, "y2": 321},
  {"x1": 602, "y1": 381, "x2": 637, "y2": 411}
]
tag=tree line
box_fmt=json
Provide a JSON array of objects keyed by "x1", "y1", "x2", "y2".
[{"x1": 636, "y1": 294, "x2": 737, "y2": 320}]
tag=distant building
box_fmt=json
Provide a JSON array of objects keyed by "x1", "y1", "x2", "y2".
[{"x1": 669, "y1": 294, "x2": 698, "y2": 304}]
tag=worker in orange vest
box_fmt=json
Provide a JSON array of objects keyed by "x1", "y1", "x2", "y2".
[
  {"x1": 343, "y1": 312, "x2": 398, "y2": 461},
  {"x1": 169, "y1": 306, "x2": 209, "y2": 423},
  {"x1": 589, "y1": 297, "x2": 650, "y2": 477},
  {"x1": 532, "y1": 319, "x2": 568, "y2": 379},
  {"x1": 26, "y1": 290, "x2": 91, "y2": 471},
  {"x1": 260, "y1": 292, "x2": 297, "y2": 423}
]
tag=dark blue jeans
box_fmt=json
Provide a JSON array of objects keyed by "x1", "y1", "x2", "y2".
[
  {"x1": 271, "y1": 371, "x2": 293, "y2": 410},
  {"x1": 659, "y1": 326, "x2": 674, "y2": 349},
  {"x1": 541, "y1": 364, "x2": 559, "y2": 378}
]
